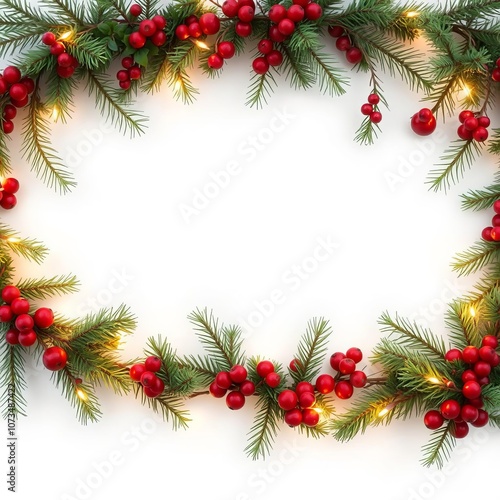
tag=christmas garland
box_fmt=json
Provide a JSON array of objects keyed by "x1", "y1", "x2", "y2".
[{"x1": 0, "y1": 0, "x2": 499, "y2": 469}]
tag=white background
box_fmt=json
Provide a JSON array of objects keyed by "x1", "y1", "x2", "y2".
[{"x1": 3, "y1": 3, "x2": 500, "y2": 499}]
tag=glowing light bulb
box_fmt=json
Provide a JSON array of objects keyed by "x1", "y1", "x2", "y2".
[
  {"x1": 195, "y1": 40, "x2": 209, "y2": 50},
  {"x1": 59, "y1": 30, "x2": 74, "y2": 41},
  {"x1": 427, "y1": 377, "x2": 440, "y2": 385},
  {"x1": 406, "y1": 11, "x2": 419, "y2": 17},
  {"x1": 174, "y1": 79, "x2": 182, "y2": 92},
  {"x1": 469, "y1": 306, "x2": 476, "y2": 318},
  {"x1": 51, "y1": 106, "x2": 60, "y2": 121},
  {"x1": 7, "y1": 237, "x2": 20, "y2": 243},
  {"x1": 378, "y1": 407, "x2": 389, "y2": 417},
  {"x1": 462, "y1": 85, "x2": 472, "y2": 97},
  {"x1": 76, "y1": 389, "x2": 87, "y2": 401}
]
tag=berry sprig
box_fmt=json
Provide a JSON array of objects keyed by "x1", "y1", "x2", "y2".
[
  {"x1": 423, "y1": 336, "x2": 499, "y2": 438},
  {"x1": 129, "y1": 356, "x2": 166, "y2": 398},
  {"x1": 127, "y1": 7, "x2": 167, "y2": 50},
  {"x1": 210, "y1": 364, "x2": 256, "y2": 409},
  {"x1": 176, "y1": 12, "x2": 220, "y2": 41},
  {"x1": 116, "y1": 56, "x2": 142, "y2": 90},
  {"x1": 456, "y1": 110, "x2": 490, "y2": 142},
  {"x1": 481, "y1": 200, "x2": 500, "y2": 242},
  {"x1": 0, "y1": 177, "x2": 19, "y2": 210},
  {"x1": 329, "y1": 347, "x2": 367, "y2": 398},
  {"x1": 0, "y1": 66, "x2": 35, "y2": 134},
  {"x1": 491, "y1": 57, "x2": 500, "y2": 82},
  {"x1": 41, "y1": 32, "x2": 79, "y2": 79},
  {"x1": 360, "y1": 93, "x2": 382, "y2": 125},
  {"x1": 327, "y1": 26, "x2": 363, "y2": 65},
  {"x1": 0, "y1": 285, "x2": 54, "y2": 347}
]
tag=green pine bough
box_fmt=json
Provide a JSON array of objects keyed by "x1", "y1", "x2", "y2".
[{"x1": 0, "y1": 0, "x2": 499, "y2": 468}]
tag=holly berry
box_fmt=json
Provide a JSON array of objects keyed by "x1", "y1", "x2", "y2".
[
  {"x1": 235, "y1": 21, "x2": 252, "y2": 37},
  {"x1": 462, "y1": 380, "x2": 481, "y2": 399},
  {"x1": 482, "y1": 335, "x2": 498, "y2": 348},
  {"x1": 199, "y1": 13, "x2": 221, "y2": 35},
  {"x1": 471, "y1": 409, "x2": 489, "y2": 427},
  {"x1": 217, "y1": 41, "x2": 236, "y2": 59},
  {"x1": 346, "y1": 47, "x2": 362, "y2": 64},
  {"x1": 298, "y1": 391, "x2": 315, "y2": 408},
  {"x1": 1, "y1": 285, "x2": 20, "y2": 303},
  {"x1": 451, "y1": 421, "x2": 469, "y2": 439},
  {"x1": 284, "y1": 408, "x2": 303, "y2": 427},
  {"x1": 3, "y1": 66, "x2": 21, "y2": 84},
  {"x1": 238, "y1": 6, "x2": 254, "y2": 23},
  {"x1": 295, "y1": 381, "x2": 315, "y2": 396},
  {"x1": 18, "y1": 330, "x2": 37, "y2": 347},
  {"x1": 140, "y1": 371, "x2": 157, "y2": 388},
  {"x1": 335, "y1": 36, "x2": 351, "y2": 51},
  {"x1": 440, "y1": 399, "x2": 461, "y2": 420},
  {"x1": 229, "y1": 364, "x2": 248, "y2": 384},
  {"x1": 42, "y1": 346, "x2": 68, "y2": 371},
  {"x1": 424, "y1": 410, "x2": 444, "y2": 430},
  {"x1": 278, "y1": 19, "x2": 295, "y2": 37},
  {"x1": 226, "y1": 390, "x2": 245, "y2": 410},
  {"x1": 370, "y1": 111, "x2": 382, "y2": 124},
  {"x1": 148, "y1": 376, "x2": 165, "y2": 397},
  {"x1": 129, "y1": 32, "x2": 146, "y2": 49},
  {"x1": 129, "y1": 4, "x2": 142, "y2": 16},
  {"x1": 462, "y1": 346, "x2": 479, "y2": 364},
  {"x1": 256, "y1": 360, "x2": 274, "y2": 377},
  {"x1": 15, "y1": 313, "x2": 34, "y2": 332},
  {"x1": 267, "y1": 50, "x2": 283, "y2": 67},
  {"x1": 208, "y1": 54, "x2": 224, "y2": 70},
  {"x1": 350, "y1": 370, "x2": 367, "y2": 388},
  {"x1": 33, "y1": 307, "x2": 54, "y2": 329},
  {"x1": 152, "y1": 15, "x2": 167, "y2": 29},
  {"x1": 338, "y1": 357, "x2": 356, "y2": 375},
  {"x1": 209, "y1": 380, "x2": 227, "y2": 398},
  {"x1": 5, "y1": 328, "x2": 19, "y2": 345},
  {"x1": 478, "y1": 346, "x2": 496, "y2": 364},
  {"x1": 129, "y1": 363, "x2": 146, "y2": 382},
  {"x1": 315, "y1": 374, "x2": 335, "y2": 394},
  {"x1": 334, "y1": 380, "x2": 353, "y2": 399},
  {"x1": 215, "y1": 371, "x2": 232, "y2": 389},
  {"x1": 330, "y1": 352, "x2": 345, "y2": 371},
  {"x1": 269, "y1": 4, "x2": 287, "y2": 23},
  {"x1": 460, "y1": 404, "x2": 479, "y2": 423},
  {"x1": 264, "y1": 371, "x2": 281, "y2": 388},
  {"x1": 144, "y1": 356, "x2": 162, "y2": 372},
  {"x1": 289, "y1": 358, "x2": 301, "y2": 372},
  {"x1": 302, "y1": 408, "x2": 320, "y2": 427},
  {"x1": 240, "y1": 379, "x2": 256, "y2": 396},
  {"x1": 222, "y1": 0, "x2": 239, "y2": 17},
  {"x1": 175, "y1": 25, "x2": 189, "y2": 40},
  {"x1": 304, "y1": 3, "x2": 322, "y2": 20},
  {"x1": 42, "y1": 32, "x2": 56, "y2": 45},
  {"x1": 139, "y1": 19, "x2": 157, "y2": 37},
  {"x1": 287, "y1": 5, "x2": 304, "y2": 22},
  {"x1": 0, "y1": 305, "x2": 13, "y2": 322},
  {"x1": 278, "y1": 389, "x2": 299, "y2": 410},
  {"x1": 328, "y1": 25, "x2": 344, "y2": 38},
  {"x1": 411, "y1": 108, "x2": 437, "y2": 136},
  {"x1": 2, "y1": 178, "x2": 19, "y2": 194},
  {"x1": 474, "y1": 361, "x2": 491, "y2": 377}
]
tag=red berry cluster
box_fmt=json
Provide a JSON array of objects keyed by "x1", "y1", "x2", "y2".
[
  {"x1": 410, "y1": 107, "x2": 437, "y2": 136},
  {"x1": 117, "y1": 56, "x2": 142, "y2": 90},
  {"x1": 0, "y1": 66, "x2": 35, "y2": 134},
  {"x1": 327, "y1": 26, "x2": 363, "y2": 65},
  {"x1": 41, "y1": 32, "x2": 79, "y2": 79},
  {"x1": 278, "y1": 382, "x2": 320, "y2": 428},
  {"x1": 128, "y1": 7, "x2": 167, "y2": 49},
  {"x1": 175, "y1": 12, "x2": 220, "y2": 41},
  {"x1": 207, "y1": 41, "x2": 236, "y2": 70},
  {"x1": 360, "y1": 93, "x2": 382, "y2": 124},
  {"x1": 481, "y1": 199, "x2": 500, "y2": 242},
  {"x1": 210, "y1": 364, "x2": 256, "y2": 410},
  {"x1": 424, "y1": 336, "x2": 499, "y2": 438},
  {"x1": 0, "y1": 177, "x2": 19, "y2": 210},
  {"x1": 0, "y1": 285, "x2": 54, "y2": 347},
  {"x1": 251, "y1": 39, "x2": 284, "y2": 75},
  {"x1": 456, "y1": 110, "x2": 490, "y2": 142},
  {"x1": 129, "y1": 356, "x2": 165, "y2": 398},
  {"x1": 329, "y1": 347, "x2": 367, "y2": 399},
  {"x1": 221, "y1": 0, "x2": 255, "y2": 38},
  {"x1": 491, "y1": 57, "x2": 500, "y2": 82}
]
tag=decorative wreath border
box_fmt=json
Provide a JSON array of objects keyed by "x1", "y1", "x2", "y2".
[{"x1": 0, "y1": 0, "x2": 499, "y2": 469}]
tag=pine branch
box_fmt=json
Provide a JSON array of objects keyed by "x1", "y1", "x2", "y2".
[
  {"x1": 378, "y1": 312, "x2": 447, "y2": 357},
  {"x1": 16, "y1": 274, "x2": 79, "y2": 300},
  {"x1": 354, "y1": 116, "x2": 380, "y2": 145},
  {"x1": 309, "y1": 49, "x2": 347, "y2": 96},
  {"x1": 179, "y1": 354, "x2": 220, "y2": 381},
  {"x1": 0, "y1": 223, "x2": 48, "y2": 264},
  {"x1": 0, "y1": 342, "x2": 27, "y2": 419},
  {"x1": 141, "y1": 53, "x2": 171, "y2": 93},
  {"x1": 41, "y1": 0, "x2": 86, "y2": 25},
  {"x1": 461, "y1": 183, "x2": 500, "y2": 211},
  {"x1": 427, "y1": 139, "x2": 483, "y2": 192},
  {"x1": 21, "y1": 86, "x2": 76, "y2": 193},
  {"x1": 66, "y1": 33, "x2": 112, "y2": 70},
  {"x1": 281, "y1": 45, "x2": 315, "y2": 90},
  {"x1": 244, "y1": 394, "x2": 281, "y2": 460},
  {"x1": 445, "y1": 300, "x2": 482, "y2": 349},
  {"x1": 44, "y1": 70, "x2": 77, "y2": 123},
  {"x1": 291, "y1": 317, "x2": 332, "y2": 383},
  {"x1": 245, "y1": 71, "x2": 277, "y2": 109},
  {"x1": 138, "y1": 0, "x2": 162, "y2": 18},
  {"x1": 420, "y1": 423, "x2": 455, "y2": 468},
  {"x1": 84, "y1": 70, "x2": 147, "y2": 137},
  {"x1": 0, "y1": 131, "x2": 11, "y2": 177},
  {"x1": 452, "y1": 240, "x2": 500, "y2": 276}
]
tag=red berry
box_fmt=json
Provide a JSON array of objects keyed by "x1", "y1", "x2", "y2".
[
  {"x1": 119, "y1": 80, "x2": 131, "y2": 90},
  {"x1": 139, "y1": 19, "x2": 157, "y2": 37},
  {"x1": 424, "y1": 409, "x2": 444, "y2": 430},
  {"x1": 175, "y1": 24, "x2": 189, "y2": 40},
  {"x1": 2, "y1": 121, "x2": 14, "y2": 134},
  {"x1": 350, "y1": 370, "x2": 367, "y2": 388},
  {"x1": 440, "y1": 399, "x2": 461, "y2": 420},
  {"x1": 474, "y1": 360, "x2": 491, "y2": 377},
  {"x1": 492, "y1": 68, "x2": 500, "y2": 82},
  {"x1": 292, "y1": 0, "x2": 308, "y2": 6},
  {"x1": 462, "y1": 346, "x2": 479, "y2": 364},
  {"x1": 238, "y1": 6, "x2": 254, "y2": 22},
  {"x1": 287, "y1": 5, "x2": 304, "y2": 22},
  {"x1": 471, "y1": 409, "x2": 489, "y2": 427},
  {"x1": 344, "y1": 347, "x2": 362, "y2": 363},
  {"x1": 473, "y1": 126, "x2": 488, "y2": 142},
  {"x1": 328, "y1": 25, "x2": 344, "y2": 37},
  {"x1": 266, "y1": 50, "x2": 283, "y2": 67},
  {"x1": 494, "y1": 200, "x2": 500, "y2": 214},
  {"x1": 370, "y1": 111, "x2": 382, "y2": 124},
  {"x1": 33, "y1": 307, "x2": 54, "y2": 329},
  {"x1": 144, "y1": 356, "x2": 162, "y2": 372},
  {"x1": 42, "y1": 346, "x2": 67, "y2": 371},
  {"x1": 240, "y1": 379, "x2": 255, "y2": 396},
  {"x1": 298, "y1": 391, "x2": 315, "y2": 408},
  {"x1": 458, "y1": 110, "x2": 474, "y2": 123},
  {"x1": 18, "y1": 329, "x2": 37, "y2": 347},
  {"x1": 222, "y1": 0, "x2": 239, "y2": 17},
  {"x1": 5, "y1": 328, "x2": 19, "y2": 345},
  {"x1": 129, "y1": 363, "x2": 146, "y2": 382},
  {"x1": 42, "y1": 32, "x2": 56, "y2": 45},
  {"x1": 0, "y1": 77, "x2": 6, "y2": 94},
  {"x1": 464, "y1": 116, "x2": 478, "y2": 131},
  {"x1": 478, "y1": 376, "x2": 490, "y2": 386},
  {"x1": 3, "y1": 66, "x2": 21, "y2": 84},
  {"x1": 252, "y1": 57, "x2": 269, "y2": 74},
  {"x1": 482, "y1": 227, "x2": 494, "y2": 241},
  {"x1": 461, "y1": 404, "x2": 479, "y2": 423},
  {"x1": 199, "y1": 13, "x2": 221, "y2": 34},
  {"x1": 461, "y1": 369, "x2": 477, "y2": 383},
  {"x1": 264, "y1": 371, "x2": 281, "y2": 388},
  {"x1": 3, "y1": 104, "x2": 17, "y2": 121},
  {"x1": 269, "y1": 4, "x2": 287, "y2": 23},
  {"x1": 140, "y1": 371, "x2": 157, "y2": 387},
  {"x1": 457, "y1": 124, "x2": 473, "y2": 140},
  {"x1": 129, "y1": 4, "x2": 142, "y2": 16},
  {"x1": 491, "y1": 226, "x2": 500, "y2": 241},
  {"x1": 184, "y1": 15, "x2": 198, "y2": 25},
  {"x1": 188, "y1": 22, "x2": 202, "y2": 38},
  {"x1": 215, "y1": 371, "x2": 232, "y2": 389},
  {"x1": 284, "y1": 408, "x2": 303, "y2": 426},
  {"x1": 226, "y1": 390, "x2": 245, "y2": 410},
  {"x1": 152, "y1": 15, "x2": 167, "y2": 29},
  {"x1": 209, "y1": 380, "x2": 227, "y2": 398},
  {"x1": 116, "y1": 70, "x2": 129, "y2": 82},
  {"x1": 295, "y1": 381, "x2": 315, "y2": 396},
  {"x1": 238, "y1": 0, "x2": 255, "y2": 8},
  {"x1": 335, "y1": 380, "x2": 353, "y2": 399},
  {"x1": 256, "y1": 360, "x2": 274, "y2": 377},
  {"x1": 482, "y1": 335, "x2": 498, "y2": 348},
  {"x1": 269, "y1": 26, "x2": 286, "y2": 42},
  {"x1": 330, "y1": 352, "x2": 345, "y2": 370},
  {"x1": 8, "y1": 83, "x2": 27, "y2": 103},
  {"x1": 217, "y1": 41, "x2": 236, "y2": 59},
  {"x1": 207, "y1": 53, "x2": 224, "y2": 70},
  {"x1": 468, "y1": 397, "x2": 484, "y2": 409},
  {"x1": 148, "y1": 376, "x2": 165, "y2": 397},
  {"x1": 56, "y1": 66, "x2": 75, "y2": 79},
  {"x1": 289, "y1": 358, "x2": 301, "y2": 372},
  {"x1": 2, "y1": 177, "x2": 19, "y2": 194},
  {"x1": 492, "y1": 214, "x2": 500, "y2": 226},
  {"x1": 302, "y1": 408, "x2": 320, "y2": 427},
  {"x1": 258, "y1": 39, "x2": 273, "y2": 55},
  {"x1": 50, "y1": 42, "x2": 65, "y2": 56},
  {"x1": 278, "y1": 18, "x2": 295, "y2": 36},
  {"x1": 367, "y1": 93, "x2": 380, "y2": 105},
  {"x1": 0, "y1": 193, "x2": 16, "y2": 209},
  {"x1": 478, "y1": 346, "x2": 496, "y2": 364},
  {"x1": 304, "y1": 3, "x2": 322, "y2": 20},
  {"x1": 346, "y1": 47, "x2": 362, "y2": 64},
  {"x1": 478, "y1": 116, "x2": 490, "y2": 128},
  {"x1": 451, "y1": 421, "x2": 469, "y2": 439},
  {"x1": 278, "y1": 389, "x2": 299, "y2": 410},
  {"x1": 445, "y1": 348, "x2": 462, "y2": 362},
  {"x1": 361, "y1": 103, "x2": 373, "y2": 115},
  {"x1": 0, "y1": 305, "x2": 12, "y2": 322},
  {"x1": 491, "y1": 352, "x2": 500, "y2": 367},
  {"x1": 57, "y1": 52, "x2": 72, "y2": 68},
  {"x1": 235, "y1": 21, "x2": 252, "y2": 37},
  {"x1": 229, "y1": 364, "x2": 248, "y2": 384},
  {"x1": 129, "y1": 66, "x2": 142, "y2": 80},
  {"x1": 338, "y1": 357, "x2": 356, "y2": 375},
  {"x1": 411, "y1": 109, "x2": 436, "y2": 136},
  {"x1": 151, "y1": 30, "x2": 167, "y2": 47},
  {"x1": 11, "y1": 297, "x2": 29, "y2": 315},
  {"x1": 462, "y1": 380, "x2": 481, "y2": 399},
  {"x1": 335, "y1": 35, "x2": 351, "y2": 51},
  {"x1": 1, "y1": 285, "x2": 20, "y2": 303},
  {"x1": 129, "y1": 31, "x2": 146, "y2": 49},
  {"x1": 315, "y1": 374, "x2": 335, "y2": 394}
]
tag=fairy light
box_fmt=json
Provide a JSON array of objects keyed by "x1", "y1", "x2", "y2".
[
  {"x1": 469, "y1": 306, "x2": 476, "y2": 318},
  {"x1": 7, "y1": 237, "x2": 20, "y2": 244},
  {"x1": 59, "y1": 30, "x2": 74, "y2": 41},
  {"x1": 427, "y1": 376, "x2": 440, "y2": 385},
  {"x1": 195, "y1": 40, "x2": 209, "y2": 50},
  {"x1": 76, "y1": 389, "x2": 87, "y2": 401},
  {"x1": 51, "y1": 106, "x2": 60, "y2": 121},
  {"x1": 405, "y1": 11, "x2": 419, "y2": 17},
  {"x1": 378, "y1": 407, "x2": 390, "y2": 417},
  {"x1": 462, "y1": 84, "x2": 472, "y2": 97},
  {"x1": 174, "y1": 79, "x2": 182, "y2": 92}
]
